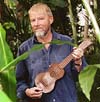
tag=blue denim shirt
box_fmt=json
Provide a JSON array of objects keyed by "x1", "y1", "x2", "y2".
[{"x1": 16, "y1": 31, "x2": 87, "y2": 102}]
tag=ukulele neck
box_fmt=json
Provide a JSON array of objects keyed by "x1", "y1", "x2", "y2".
[{"x1": 58, "y1": 53, "x2": 73, "y2": 69}]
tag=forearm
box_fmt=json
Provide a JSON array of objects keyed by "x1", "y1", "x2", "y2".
[
  {"x1": 74, "y1": 58, "x2": 82, "y2": 72},
  {"x1": 74, "y1": 56, "x2": 87, "y2": 72}
]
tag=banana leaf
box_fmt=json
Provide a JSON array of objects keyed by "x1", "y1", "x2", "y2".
[
  {"x1": 0, "y1": 90, "x2": 12, "y2": 102},
  {"x1": 0, "y1": 39, "x2": 75, "y2": 73},
  {"x1": 79, "y1": 64, "x2": 100, "y2": 101},
  {"x1": 0, "y1": 23, "x2": 16, "y2": 102},
  {"x1": 0, "y1": 44, "x2": 45, "y2": 73},
  {"x1": 0, "y1": 23, "x2": 14, "y2": 68}
]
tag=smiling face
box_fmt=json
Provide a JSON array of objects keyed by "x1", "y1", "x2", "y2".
[{"x1": 28, "y1": 3, "x2": 54, "y2": 37}]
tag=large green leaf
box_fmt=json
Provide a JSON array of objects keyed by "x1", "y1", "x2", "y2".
[
  {"x1": 0, "y1": 23, "x2": 14, "y2": 68},
  {"x1": 79, "y1": 64, "x2": 100, "y2": 101},
  {"x1": 0, "y1": 90, "x2": 12, "y2": 102},
  {"x1": 0, "y1": 39, "x2": 74, "y2": 72},
  {"x1": 0, "y1": 68, "x2": 16, "y2": 101},
  {"x1": 0, "y1": 44, "x2": 44, "y2": 72},
  {"x1": 0, "y1": 23, "x2": 16, "y2": 102}
]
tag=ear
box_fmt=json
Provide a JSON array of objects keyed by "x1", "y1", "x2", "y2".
[{"x1": 49, "y1": 16, "x2": 54, "y2": 24}]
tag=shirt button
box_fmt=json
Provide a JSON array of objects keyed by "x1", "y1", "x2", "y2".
[{"x1": 53, "y1": 98, "x2": 56, "y2": 102}]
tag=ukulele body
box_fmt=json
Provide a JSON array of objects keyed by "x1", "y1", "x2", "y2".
[{"x1": 35, "y1": 63, "x2": 65, "y2": 93}]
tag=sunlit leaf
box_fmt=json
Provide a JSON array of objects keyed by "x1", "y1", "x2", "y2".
[
  {"x1": 0, "y1": 44, "x2": 44, "y2": 72},
  {"x1": 79, "y1": 64, "x2": 100, "y2": 100},
  {"x1": 0, "y1": 39, "x2": 74, "y2": 72},
  {"x1": 0, "y1": 90, "x2": 12, "y2": 102},
  {"x1": 0, "y1": 23, "x2": 14, "y2": 68},
  {"x1": 0, "y1": 23, "x2": 16, "y2": 102},
  {"x1": 50, "y1": 39, "x2": 76, "y2": 46},
  {"x1": 3, "y1": 22, "x2": 16, "y2": 30},
  {"x1": 4, "y1": 0, "x2": 16, "y2": 9}
]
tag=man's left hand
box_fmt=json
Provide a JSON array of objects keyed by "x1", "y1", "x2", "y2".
[
  {"x1": 72, "y1": 47, "x2": 84, "y2": 60},
  {"x1": 72, "y1": 47, "x2": 84, "y2": 72}
]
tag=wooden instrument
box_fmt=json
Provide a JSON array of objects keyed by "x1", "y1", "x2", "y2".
[{"x1": 35, "y1": 39, "x2": 92, "y2": 93}]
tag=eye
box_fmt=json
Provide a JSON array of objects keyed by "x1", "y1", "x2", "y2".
[
  {"x1": 38, "y1": 17, "x2": 44, "y2": 20},
  {"x1": 32, "y1": 19, "x2": 35, "y2": 22}
]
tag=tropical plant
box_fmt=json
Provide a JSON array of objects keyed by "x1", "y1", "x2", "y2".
[
  {"x1": 0, "y1": 23, "x2": 15, "y2": 102},
  {"x1": 0, "y1": 0, "x2": 100, "y2": 102},
  {"x1": 79, "y1": 0, "x2": 100, "y2": 101}
]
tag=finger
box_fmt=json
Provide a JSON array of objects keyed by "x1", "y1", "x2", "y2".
[
  {"x1": 31, "y1": 87, "x2": 43, "y2": 95},
  {"x1": 72, "y1": 54, "x2": 80, "y2": 60},
  {"x1": 77, "y1": 48, "x2": 84, "y2": 54},
  {"x1": 72, "y1": 48, "x2": 84, "y2": 58},
  {"x1": 30, "y1": 92, "x2": 43, "y2": 98},
  {"x1": 34, "y1": 87, "x2": 43, "y2": 91},
  {"x1": 34, "y1": 91, "x2": 43, "y2": 95}
]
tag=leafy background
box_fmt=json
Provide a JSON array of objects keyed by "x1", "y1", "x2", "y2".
[{"x1": 0, "y1": 0, "x2": 100, "y2": 102}]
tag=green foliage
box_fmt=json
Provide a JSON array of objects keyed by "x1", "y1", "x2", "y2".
[
  {"x1": 51, "y1": 39, "x2": 76, "y2": 46},
  {"x1": 0, "y1": 90, "x2": 12, "y2": 102},
  {"x1": 0, "y1": 39, "x2": 74, "y2": 73},
  {"x1": 5, "y1": 0, "x2": 17, "y2": 9},
  {"x1": 50, "y1": 0, "x2": 66, "y2": 7},
  {"x1": 3, "y1": 22, "x2": 16, "y2": 30},
  {"x1": 0, "y1": 44, "x2": 44, "y2": 72},
  {"x1": 0, "y1": 23, "x2": 16, "y2": 102},
  {"x1": 0, "y1": 24, "x2": 14, "y2": 67},
  {"x1": 78, "y1": 1, "x2": 100, "y2": 101},
  {"x1": 79, "y1": 65, "x2": 99, "y2": 100}
]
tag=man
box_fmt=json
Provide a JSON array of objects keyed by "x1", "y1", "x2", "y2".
[{"x1": 16, "y1": 3, "x2": 87, "y2": 102}]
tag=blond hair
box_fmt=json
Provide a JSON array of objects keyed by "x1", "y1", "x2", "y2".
[{"x1": 28, "y1": 3, "x2": 53, "y2": 16}]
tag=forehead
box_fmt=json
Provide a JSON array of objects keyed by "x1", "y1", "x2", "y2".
[
  {"x1": 29, "y1": 9, "x2": 47, "y2": 15},
  {"x1": 29, "y1": 7, "x2": 49, "y2": 18},
  {"x1": 29, "y1": 10, "x2": 48, "y2": 20}
]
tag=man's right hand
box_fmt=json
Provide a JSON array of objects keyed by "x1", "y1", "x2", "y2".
[{"x1": 25, "y1": 87, "x2": 43, "y2": 98}]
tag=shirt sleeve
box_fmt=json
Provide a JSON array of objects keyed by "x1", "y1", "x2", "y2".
[{"x1": 16, "y1": 46, "x2": 29, "y2": 99}]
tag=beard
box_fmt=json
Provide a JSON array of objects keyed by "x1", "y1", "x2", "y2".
[{"x1": 35, "y1": 30, "x2": 46, "y2": 37}]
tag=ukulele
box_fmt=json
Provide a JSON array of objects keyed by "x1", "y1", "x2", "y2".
[{"x1": 35, "y1": 39, "x2": 92, "y2": 93}]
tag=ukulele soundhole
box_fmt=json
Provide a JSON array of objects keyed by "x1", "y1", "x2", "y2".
[{"x1": 49, "y1": 63, "x2": 65, "y2": 79}]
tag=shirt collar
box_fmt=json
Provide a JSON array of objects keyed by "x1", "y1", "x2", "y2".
[{"x1": 33, "y1": 30, "x2": 60, "y2": 44}]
